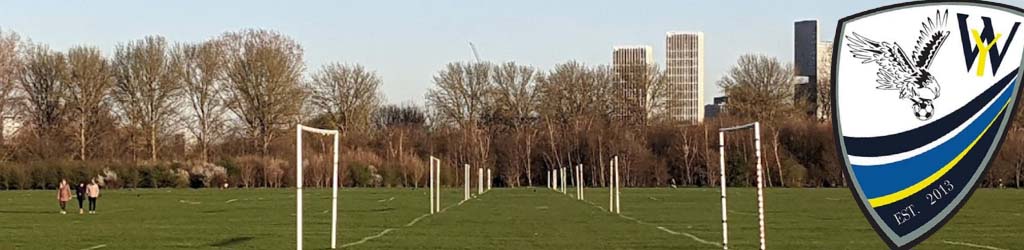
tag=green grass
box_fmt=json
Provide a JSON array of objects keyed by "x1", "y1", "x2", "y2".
[{"x1": 1, "y1": 187, "x2": 1022, "y2": 249}]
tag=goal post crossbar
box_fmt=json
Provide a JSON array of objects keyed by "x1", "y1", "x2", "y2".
[
  {"x1": 717, "y1": 122, "x2": 766, "y2": 250},
  {"x1": 295, "y1": 124, "x2": 340, "y2": 250},
  {"x1": 720, "y1": 123, "x2": 757, "y2": 132}
]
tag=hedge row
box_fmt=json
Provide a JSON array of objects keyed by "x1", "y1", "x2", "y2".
[
  {"x1": 0, "y1": 159, "x2": 230, "y2": 190},
  {"x1": 0, "y1": 154, "x2": 399, "y2": 190}
]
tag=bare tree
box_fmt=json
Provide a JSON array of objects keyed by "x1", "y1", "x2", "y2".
[
  {"x1": 308, "y1": 63, "x2": 382, "y2": 137},
  {"x1": 65, "y1": 46, "x2": 113, "y2": 160},
  {"x1": 490, "y1": 62, "x2": 537, "y2": 186},
  {"x1": 538, "y1": 62, "x2": 612, "y2": 125},
  {"x1": 427, "y1": 62, "x2": 492, "y2": 128},
  {"x1": 426, "y1": 62, "x2": 494, "y2": 170},
  {"x1": 18, "y1": 44, "x2": 68, "y2": 158},
  {"x1": 220, "y1": 29, "x2": 305, "y2": 155},
  {"x1": 374, "y1": 104, "x2": 426, "y2": 186},
  {"x1": 718, "y1": 54, "x2": 798, "y2": 187},
  {"x1": 112, "y1": 36, "x2": 180, "y2": 161},
  {"x1": 717, "y1": 54, "x2": 797, "y2": 122},
  {"x1": 172, "y1": 40, "x2": 226, "y2": 162},
  {"x1": 0, "y1": 29, "x2": 21, "y2": 153},
  {"x1": 536, "y1": 62, "x2": 615, "y2": 184}
]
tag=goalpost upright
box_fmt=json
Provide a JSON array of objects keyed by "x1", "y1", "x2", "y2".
[
  {"x1": 718, "y1": 122, "x2": 766, "y2": 250},
  {"x1": 295, "y1": 124, "x2": 340, "y2": 250},
  {"x1": 578, "y1": 164, "x2": 585, "y2": 200},
  {"x1": 561, "y1": 167, "x2": 567, "y2": 194},
  {"x1": 553, "y1": 168, "x2": 558, "y2": 191},
  {"x1": 429, "y1": 157, "x2": 441, "y2": 213},
  {"x1": 608, "y1": 156, "x2": 620, "y2": 214}
]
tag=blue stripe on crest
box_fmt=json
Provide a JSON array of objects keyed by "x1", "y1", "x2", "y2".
[{"x1": 850, "y1": 80, "x2": 1015, "y2": 198}]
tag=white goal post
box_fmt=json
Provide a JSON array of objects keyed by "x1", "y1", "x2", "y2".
[
  {"x1": 295, "y1": 125, "x2": 340, "y2": 250},
  {"x1": 429, "y1": 156, "x2": 441, "y2": 213},
  {"x1": 718, "y1": 122, "x2": 766, "y2": 250},
  {"x1": 576, "y1": 164, "x2": 583, "y2": 200},
  {"x1": 608, "y1": 156, "x2": 620, "y2": 214},
  {"x1": 464, "y1": 164, "x2": 470, "y2": 201}
]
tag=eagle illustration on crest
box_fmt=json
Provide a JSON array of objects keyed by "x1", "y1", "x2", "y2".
[{"x1": 846, "y1": 10, "x2": 951, "y2": 120}]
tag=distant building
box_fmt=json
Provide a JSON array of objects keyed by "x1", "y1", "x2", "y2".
[
  {"x1": 817, "y1": 41, "x2": 834, "y2": 119},
  {"x1": 665, "y1": 32, "x2": 705, "y2": 124},
  {"x1": 613, "y1": 45, "x2": 654, "y2": 124},
  {"x1": 704, "y1": 96, "x2": 728, "y2": 119},
  {"x1": 818, "y1": 41, "x2": 833, "y2": 67},
  {"x1": 795, "y1": 20, "x2": 833, "y2": 117},
  {"x1": 794, "y1": 20, "x2": 819, "y2": 115}
]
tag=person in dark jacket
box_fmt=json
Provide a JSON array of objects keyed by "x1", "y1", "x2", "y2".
[{"x1": 75, "y1": 182, "x2": 87, "y2": 214}]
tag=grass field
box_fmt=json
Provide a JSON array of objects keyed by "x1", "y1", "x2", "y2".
[{"x1": 2, "y1": 187, "x2": 1023, "y2": 249}]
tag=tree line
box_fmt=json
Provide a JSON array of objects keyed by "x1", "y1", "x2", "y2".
[{"x1": 0, "y1": 28, "x2": 1021, "y2": 190}]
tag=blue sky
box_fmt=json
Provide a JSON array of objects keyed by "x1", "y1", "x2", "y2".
[{"x1": 0, "y1": 0, "x2": 1017, "y2": 105}]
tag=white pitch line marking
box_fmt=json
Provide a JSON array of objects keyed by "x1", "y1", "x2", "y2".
[
  {"x1": 942, "y1": 240, "x2": 1006, "y2": 250},
  {"x1": 224, "y1": 199, "x2": 239, "y2": 203},
  {"x1": 177, "y1": 200, "x2": 201, "y2": 205},
  {"x1": 79, "y1": 244, "x2": 107, "y2": 250},
  {"x1": 340, "y1": 228, "x2": 396, "y2": 248},
  {"x1": 728, "y1": 210, "x2": 756, "y2": 216},
  {"x1": 656, "y1": 226, "x2": 679, "y2": 234},
  {"x1": 404, "y1": 213, "x2": 431, "y2": 227},
  {"x1": 582, "y1": 199, "x2": 719, "y2": 248},
  {"x1": 341, "y1": 196, "x2": 474, "y2": 248},
  {"x1": 619, "y1": 214, "x2": 721, "y2": 247}
]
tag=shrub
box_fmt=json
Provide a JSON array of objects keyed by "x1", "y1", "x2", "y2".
[
  {"x1": 29, "y1": 162, "x2": 57, "y2": 189},
  {"x1": 171, "y1": 168, "x2": 190, "y2": 188},
  {"x1": 380, "y1": 161, "x2": 404, "y2": 187},
  {"x1": 113, "y1": 162, "x2": 140, "y2": 188},
  {"x1": 0, "y1": 164, "x2": 12, "y2": 190},
  {"x1": 0, "y1": 160, "x2": 233, "y2": 190},
  {"x1": 217, "y1": 157, "x2": 240, "y2": 188},
  {"x1": 349, "y1": 163, "x2": 374, "y2": 187},
  {"x1": 234, "y1": 156, "x2": 262, "y2": 188},
  {"x1": 100, "y1": 167, "x2": 121, "y2": 189},
  {"x1": 263, "y1": 158, "x2": 286, "y2": 188},
  {"x1": 343, "y1": 149, "x2": 383, "y2": 187},
  {"x1": 136, "y1": 162, "x2": 180, "y2": 188},
  {"x1": 187, "y1": 161, "x2": 228, "y2": 188}
]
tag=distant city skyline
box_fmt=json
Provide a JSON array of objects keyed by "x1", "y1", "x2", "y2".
[{"x1": 0, "y1": 0, "x2": 1016, "y2": 105}]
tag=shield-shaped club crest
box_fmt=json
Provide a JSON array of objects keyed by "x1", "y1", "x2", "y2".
[{"x1": 832, "y1": 1, "x2": 1024, "y2": 249}]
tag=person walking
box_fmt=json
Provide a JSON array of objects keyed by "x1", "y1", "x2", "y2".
[
  {"x1": 75, "y1": 182, "x2": 87, "y2": 214},
  {"x1": 86, "y1": 179, "x2": 100, "y2": 214},
  {"x1": 57, "y1": 179, "x2": 72, "y2": 214}
]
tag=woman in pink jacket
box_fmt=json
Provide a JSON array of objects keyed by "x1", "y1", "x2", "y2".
[
  {"x1": 57, "y1": 179, "x2": 72, "y2": 214},
  {"x1": 86, "y1": 179, "x2": 100, "y2": 214}
]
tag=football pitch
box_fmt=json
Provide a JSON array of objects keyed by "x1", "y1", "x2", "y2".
[{"x1": 2, "y1": 188, "x2": 1023, "y2": 249}]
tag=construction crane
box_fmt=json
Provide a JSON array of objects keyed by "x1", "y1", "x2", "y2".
[{"x1": 468, "y1": 42, "x2": 482, "y2": 63}]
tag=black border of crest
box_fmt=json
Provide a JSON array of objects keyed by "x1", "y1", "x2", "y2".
[{"x1": 831, "y1": 1, "x2": 1024, "y2": 249}]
